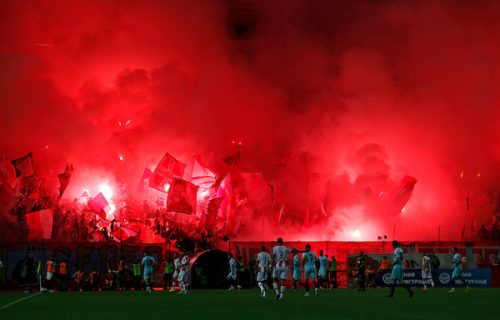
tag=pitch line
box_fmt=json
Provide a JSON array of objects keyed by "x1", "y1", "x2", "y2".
[{"x1": 0, "y1": 292, "x2": 41, "y2": 311}]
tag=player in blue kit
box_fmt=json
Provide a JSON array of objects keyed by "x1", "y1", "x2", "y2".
[
  {"x1": 303, "y1": 244, "x2": 319, "y2": 297},
  {"x1": 387, "y1": 241, "x2": 413, "y2": 298},
  {"x1": 449, "y1": 247, "x2": 469, "y2": 293},
  {"x1": 292, "y1": 249, "x2": 301, "y2": 290},
  {"x1": 227, "y1": 253, "x2": 239, "y2": 291},
  {"x1": 142, "y1": 250, "x2": 156, "y2": 294}
]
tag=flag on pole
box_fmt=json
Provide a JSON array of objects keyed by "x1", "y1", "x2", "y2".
[
  {"x1": 25, "y1": 209, "x2": 54, "y2": 240},
  {"x1": 87, "y1": 192, "x2": 109, "y2": 219},
  {"x1": 25, "y1": 189, "x2": 40, "y2": 212},
  {"x1": 167, "y1": 178, "x2": 198, "y2": 214},
  {"x1": 190, "y1": 159, "x2": 216, "y2": 190},
  {"x1": 11, "y1": 152, "x2": 34, "y2": 177},
  {"x1": 138, "y1": 168, "x2": 153, "y2": 192},
  {"x1": 58, "y1": 164, "x2": 73, "y2": 198},
  {"x1": 388, "y1": 176, "x2": 418, "y2": 215},
  {"x1": 205, "y1": 197, "x2": 223, "y2": 230},
  {"x1": 111, "y1": 224, "x2": 140, "y2": 241},
  {"x1": 0, "y1": 160, "x2": 18, "y2": 209},
  {"x1": 149, "y1": 153, "x2": 186, "y2": 192},
  {"x1": 37, "y1": 261, "x2": 42, "y2": 275}
]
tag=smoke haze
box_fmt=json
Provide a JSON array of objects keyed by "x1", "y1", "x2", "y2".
[{"x1": 1, "y1": 0, "x2": 499, "y2": 241}]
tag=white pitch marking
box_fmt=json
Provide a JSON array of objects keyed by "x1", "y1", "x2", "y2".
[{"x1": 0, "y1": 292, "x2": 41, "y2": 311}]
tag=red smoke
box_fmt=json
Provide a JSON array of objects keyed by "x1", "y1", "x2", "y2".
[{"x1": 1, "y1": 0, "x2": 499, "y2": 241}]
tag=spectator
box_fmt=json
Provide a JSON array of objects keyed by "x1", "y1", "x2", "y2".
[
  {"x1": 117, "y1": 259, "x2": 125, "y2": 290},
  {"x1": 478, "y1": 225, "x2": 489, "y2": 241},
  {"x1": 132, "y1": 262, "x2": 142, "y2": 290},
  {"x1": 476, "y1": 253, "x2": 486, "y2": 268},
  {"x1": 429, "y1": 251, "x2": 440, "y2": 270},
  {"x1": 44, "y1": 256, "x2": 56, "y2": 292},
  {"x1": 58, "y1": 260, "x2": 68, "y2": 291},
  {"x1": 163, "y1": 258, "x2": 174, "y2": 291},
  {"x1": 356, "y1": 251, "x2": 366, "y2": 291},
  {"x1": 248, "y1": 255, "x2": 256, "y2": 288},
  {"x1": 377, "y1": 256, "x2": 391, "y2": 287},
  {"x1": 73, "y1": 270, "x2": 84, "y2": 292},
  {"x1": 490, "y1": 254, "x2": 499, "y2": 269},
  {"x1": 90, "y1": 269, "x2": 100, "y2": 291},
  {"x1": 237, "y1": 256, "x2": 248, "y2": 288},
  {"x1": 104, "y1": 269, "x2": 115, "y2": 290},
  {"x1": 491, "y1": 223, "x2": 499, "y2": 241},
  {"x1": 329, "y1": 256, "x2": 338, "y2": 289},
  {"x1": 365, "y1": 266, "x2": 376, "y2": 288}
]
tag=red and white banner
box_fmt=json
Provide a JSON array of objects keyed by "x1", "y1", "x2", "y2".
[
  {"x1": 149, "y1": 153, "x2": 186, "y2": 192},
  {"x1": 87, "y1": 192, "x2": 109, "y2": 219},
  {"x1": 167, "y1": 178, "x2": 198, "y2": 214},
  {"x1": 189, "y1": 159, "x2": 216, "y2": 190},
  {"x1": 112, "y1": 224, "x2": 141, "y2": 241},
  {"x1": 25, "y1": 209, "x2": 54, "y2": 240}
]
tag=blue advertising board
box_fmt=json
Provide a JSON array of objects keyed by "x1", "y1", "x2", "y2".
[{"x1": 379, "y1": 269, "x2": 491, "y2": 288}]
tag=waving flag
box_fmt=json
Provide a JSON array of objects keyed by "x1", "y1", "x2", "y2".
[
  {"x1": 149, "y1": 153, "x2": 186, "y2": 192},
  {"x1": 167, "y1": 178, "x2": 198, "y2": 214},
  {"x1": 190, "y1": 159, "x2": 216, "y2": 190},
  {"x1": 87, "y1": 192, "x2": 109, "y2": 219},
  {"x1": 0, "y1": 160, "x2": 16, "y2": 188},
  {"x1": 205, "y1": 197, "x2": 224, "y2": 230},
  {"x1": 112, "y1": 224, "x2": 140, "y2": 241},
  {"x1": 11, "y1": 152, "x2": 34, "y2": 177},
  {"x1": 0, "y1": 160, "x2": 18, "y2": 211},
  {"x1": 25, "y1": 209, "x2": 54, "y2": 240},
  {"x1": 138, "y1": 168, "x2": 153, "y2": 192},
  {"x1": 387, "y1": 176, "x2": 418, "y2": 215},
  {"x1": 58, "y1": 164, "x2": 74, "y2": 198}
]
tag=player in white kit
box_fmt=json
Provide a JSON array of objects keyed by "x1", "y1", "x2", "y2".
[
  {"x1": 421, "y1": 252, "x2": 434, "y2": 290},
  {"x1": 272, "y1": 237, "x2": 291, "y2": 300},
  {"x1": 177, "y1": 253, "x2": 189, "y2": 294},
  {"x1": 256, "y1": 246, "x2": 271, "y2": 297},
  {"x1": 170, "y1": 253, "x2": 180, "y2": 292},
  {"x1": 318, "y1": 250, "x2": 328, "y2": 289}
]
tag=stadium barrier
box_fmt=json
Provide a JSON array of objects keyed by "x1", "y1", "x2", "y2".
[
  {"x1": 0, "y1": 242, "x2": 174, "y2": 289},
  {"x1": 1, "y1": 240, "x2": 499, "y2": 289},
  {"x1": 230, "y1": 240, "x2": 500, "y2": 288}
]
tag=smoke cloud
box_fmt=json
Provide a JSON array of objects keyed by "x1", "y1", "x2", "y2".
[{"x1": 1, "y1": 0, "x2": 499, "y2": 240}]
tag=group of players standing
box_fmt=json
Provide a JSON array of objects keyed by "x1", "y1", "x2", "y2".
[
  {"x1": 142, "y1": 237, "x2": 470, "y2": 297},
  {"x1": 241, "y1": 237, "x2": 334, "y2": 300},
  {"x1": 141, "y1": 251, "x2": 190, "y2": 294},
  {"x1": 231, "y1": 238, "x2": 469, "y2": 300}
]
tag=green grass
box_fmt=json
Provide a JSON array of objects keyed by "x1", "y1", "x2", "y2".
[{"x1": 1, "y1": 288, "x2": 499, "y2": 320}]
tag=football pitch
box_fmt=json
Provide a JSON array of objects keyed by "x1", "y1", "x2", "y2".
[{"x1": 1, "y1": 288, "x2": 499, "y2": 320}]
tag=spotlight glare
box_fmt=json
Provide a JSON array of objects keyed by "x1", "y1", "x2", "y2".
[
  {"x1": 351, "y1": 229, "x2": 361, "y2": 239},
  {"x1": 99, "y1": 183, "x2": 113, "y2": 199}
]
